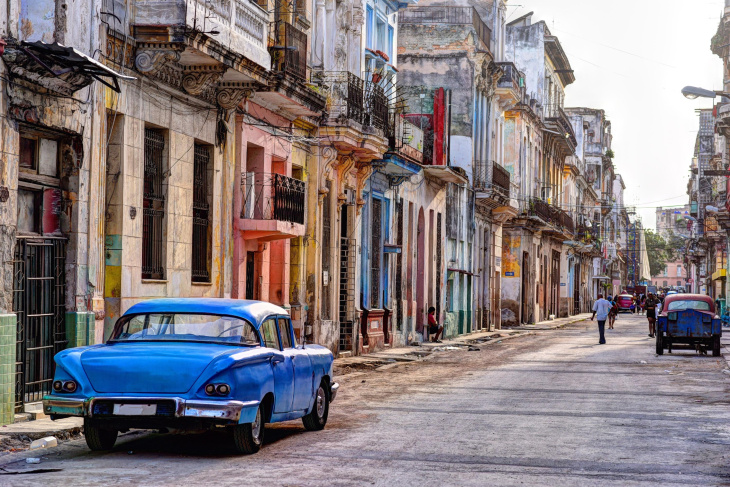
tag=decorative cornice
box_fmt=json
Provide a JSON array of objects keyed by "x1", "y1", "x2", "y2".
[
  {"x1": 182, "y1": 65, "x2": 226, "y2": 96},
  {"x1": 134, "y1": 43, "x2": 183, "y2": 76},
  {"x1": 216, "y1": 81, "x2": 258, "y2": 110}
]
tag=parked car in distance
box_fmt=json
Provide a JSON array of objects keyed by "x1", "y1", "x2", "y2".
[
  {"x1": 43, "y1": 299, "x2": 339, "y2": 454},
  {"x1": 656, "y1": 294, "x2": 721, "y2": 356},
  {"x1": 615, "y1": 294, "x2": 634, "y2": 312}
]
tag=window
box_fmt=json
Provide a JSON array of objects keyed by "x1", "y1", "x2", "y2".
[
  {"x1": 278, "y1": 318, "x2": 293, "y2": 348},
  {"x1": 366, "y1": 6, "x2": 374, "y2": 49},
  {"x1": 677, "y1": 281, "x2": 682, "y2": 287},
  {"x1": 192, "y1": 144, "x2": 211, "y2": 283},
  {"x1": 667, "y1": 300, "x2": 711, "y2": 312},
  {"x1": 17, "y1": 189, "x2": 40, "y2": 234},
  {"x1": 112, "y1": 313, "x2": 259, "y2": 345},
  {"x1": 663, "y1": 280, "x2": 668, "y2": 287},
  {"x1": 261, "y1": 319, "x2": 281, "y2": 350},
  {"x1": 142, "y1": 128, "x2": 166, "y2": 280},
  {"x1": 387, "y1": 25, "x2": 394, "y2": 60},
  {"x1": 376, "y1": 15, "x2": 386, "y2": 52},
  {"x1": 677, "y1": 265, "x2": 682, "y2": 277},
  {"x1": 20, "y1": 137, "x2": 37, "y2": 170}
]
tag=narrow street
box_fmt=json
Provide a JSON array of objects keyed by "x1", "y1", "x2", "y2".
[{"x1": 3, "y1": 314, "x2": 730, "y2": 486}]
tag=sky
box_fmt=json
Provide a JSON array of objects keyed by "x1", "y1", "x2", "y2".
[{"x1": 507, "y1": 0, "x2": 725, "y2": 230}]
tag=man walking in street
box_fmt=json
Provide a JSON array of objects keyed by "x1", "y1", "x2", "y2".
[{"x1": 591, "y1": 294, "x2": 611, "y2": 345}]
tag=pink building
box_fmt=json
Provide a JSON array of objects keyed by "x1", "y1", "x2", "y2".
[{"x1": 651, "y1": 261, "x2": 686, "y2": 289}]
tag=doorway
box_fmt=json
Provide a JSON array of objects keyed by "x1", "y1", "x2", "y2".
[
  {"x1": 13, "y1": 238, "x2": 67, "y2": 412},
  {"x1": 521, "y1": 251, "x2": 529, "y2": 324},
  {"x1": 416, "y1": 208, "x2": 426, "y2": 337}
]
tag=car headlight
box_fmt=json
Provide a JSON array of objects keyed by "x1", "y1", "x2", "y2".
[{"x1": 205, "y1": 383, "x2": 231, "y2": 396}]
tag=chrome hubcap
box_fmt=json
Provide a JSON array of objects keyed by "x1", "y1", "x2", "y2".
[
  {"x1": 252, "y1": 408, "x2": 261, "y2": 443},
  {"x1": 316, "y1": 387, "x2": 325, "y2": 418}
]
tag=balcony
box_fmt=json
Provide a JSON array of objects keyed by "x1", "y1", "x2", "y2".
[
  {"x1": 495, "y1": 62, "x2": 523, "y2": 108},
  {"x1": 399, "y1": 6, "x2": 492, "y2": 51},
  {"x1": 474, "y1": 161, "x2": 510, "y2": 203},
  {"x1": 315, "y1": 71, "x2": 389, "y2": 160},
  {"x1": 132, "y1": 0, "x2": 270, "y2": 70},
  {"x1": 240, "y1": 172, "x2": 306, "y2": 241},
  {"x1": 255, "y1": 20, "x2": 326, "y2": 117},
  {"x1": 524, "y1": 197, "x2": 574, "y2": 236},
  {"x1": 319, "y1": 71, "x2": 365, "y2": 127},
  {"x1": 544, "y1": 105, "x2": 577, "y2": 159}
]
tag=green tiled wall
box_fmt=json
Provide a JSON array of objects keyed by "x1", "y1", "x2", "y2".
[
  {"x1": 66, "y1": 312, "x2": 95, "y2": 348},
  {"x1": 0, "y1": 314, "x2": 16, "y2": 426}
]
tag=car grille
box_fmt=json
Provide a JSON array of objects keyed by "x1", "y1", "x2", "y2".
[{"x1": 92, "y1": 400, "x2": 177, "y2": 417}]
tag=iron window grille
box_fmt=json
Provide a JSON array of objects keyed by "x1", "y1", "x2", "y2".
[
  {"x1": 192, "y1": 144, "x2": 211, "y2": 283},
  {"x1": 143, "y1": 128, "x2": 165, "y2": 280}
]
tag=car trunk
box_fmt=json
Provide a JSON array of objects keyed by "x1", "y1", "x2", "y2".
[
  {"x1": 81, "y1": 342, "x2": 228, "y2": 394},
  {"x1": 667, "y1": 309, "x2": 715, "y2": 337}
]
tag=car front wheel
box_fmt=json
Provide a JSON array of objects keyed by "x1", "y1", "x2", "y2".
[
  {"x1": 655, "y1": 332, "x2": 664, "y2": 355},
  {"x1": 233, "y1": 404, "x2": 264, "y2": 454},
  {"x1": 302, "y1": 381, "x2": 329, "y2": 431},
  {"x1": 84, "y1": 418, "x2": 118, "y2": 451}
]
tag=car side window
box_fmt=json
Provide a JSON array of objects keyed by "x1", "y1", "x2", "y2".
[
  {"x1": 261, "y1": 319, "x2": 281, "y2": 350},
  {"x1": 278, "y1": 318, "x2": 293, "y2": 349}
]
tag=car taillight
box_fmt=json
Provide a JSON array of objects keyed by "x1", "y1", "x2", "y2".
[
  {"x1": 205, "y1": 383, "x2": 231, "y2": 396},
  {"x1": 62, "y1": 381, "x2": 77, "y2": 393},
  {"x1": 53, "y1": 381, "x2": 63, "y2": 392}
]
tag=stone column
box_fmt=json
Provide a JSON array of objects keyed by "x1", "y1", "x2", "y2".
[{"x1": 313, "y1": 0, "x2": 326, "y2": 68}]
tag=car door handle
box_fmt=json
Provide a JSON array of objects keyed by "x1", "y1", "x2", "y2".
[{"x1": 272, "y1": 356, "x2": 284, "y2": 365}]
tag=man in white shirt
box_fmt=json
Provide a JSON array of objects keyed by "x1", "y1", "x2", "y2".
[{"x1": 591, "y1": 294, "x2": 611, "y2": 345}]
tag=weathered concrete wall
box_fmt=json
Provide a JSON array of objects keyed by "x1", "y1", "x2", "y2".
[{"x1": 506, "y1": 20, "x2": 546, "y2": 104}]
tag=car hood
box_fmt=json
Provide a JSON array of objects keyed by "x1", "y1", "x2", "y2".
[{"x1": 80, "y1": 342, "x2": 236, "y2": 394}]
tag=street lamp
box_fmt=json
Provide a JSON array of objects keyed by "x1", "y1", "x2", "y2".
[{"x1": 681, "y1": 86, "x2": 730, "y2": 100}]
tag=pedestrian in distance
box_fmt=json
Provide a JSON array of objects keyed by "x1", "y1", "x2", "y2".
[
  {"x1": 591, "y1": 294, "x2": 611, "y2": 345},
  {"x1": 608, "y1": 296, "x2": 618, "y2": 330},
  {"x1": 427, "y1": 307, "x2": 443, "y2": 343},
  {"x1": 645, "y1": 292, "x2": 660, "y2": 338}
]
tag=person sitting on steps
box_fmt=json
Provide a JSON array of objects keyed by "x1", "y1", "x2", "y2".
[{"x1": 428, "y1": 307, "x2": 443, "y2": 343}]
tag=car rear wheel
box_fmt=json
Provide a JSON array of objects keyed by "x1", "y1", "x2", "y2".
[
  {"x1": 713, "y1": 335, "x2": 721, "y2": 357},
  {"x1": 655, "y1": 333, "x2": 664, "y2": 355},
  {"x1": 232, "y1": 404, "x2": 264, "y2": 454},
  {"x1": 302, "y1": 381, "x2": 329, "y2": 431},
  {"x1": 84, "y1": 418, "x2": 118, "y2": 451}
]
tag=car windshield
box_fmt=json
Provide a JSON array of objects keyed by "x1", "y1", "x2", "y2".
[
  {"x1": 112, "y1": 313, "x2": 260, "y2": 345},
  {"x1": 666, "y1": 300, "x2": 711, "y2": 312}
]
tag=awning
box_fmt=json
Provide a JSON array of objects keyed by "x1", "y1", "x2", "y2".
[
  {"x1": 373, "y1": 154, "x2": 422, "y2": 187},
  {"x1": 423, "y1": 166, "x2": 469, "y2": 185},
  {"x1": 592, "y1": 276, "x2": 610, "y2": 280},
  {"x1": 2, "y1": 40, "x2": 135, "y2": 95}
]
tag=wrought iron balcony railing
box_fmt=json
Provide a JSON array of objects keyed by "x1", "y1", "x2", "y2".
[
  {"x1": 525, "y1": 197, "x2": 574, "y2": 234},
  {"x1": 496, "y1": 62, "x2": 522, "y2": 93},
  {"x1": 241, "y1": 172, "x2": 306, "y2": 225},
  {"x1": 318, "y1": 71, "x2": 365, "y2": 126},
  {"x1": 269, "y1": 20, "x2": 307, "y2": 79},
  {"x1": 400, "y1": 6, "x2": 491, "y2": 51},
  {"x1": 474, "y1": 161, "x2": 511, "y2": 199}
]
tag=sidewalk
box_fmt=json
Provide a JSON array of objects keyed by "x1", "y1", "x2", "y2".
[
  {"x1": 335, "y1": 313, "x2": 593, "y2": 369},
  {"x1": 0, "y1": 313, "x2": 592, "y2": 446}
]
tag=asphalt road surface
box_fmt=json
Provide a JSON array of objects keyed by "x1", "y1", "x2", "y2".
[{"x1": 3, "y1": 312, "x2": 730, "y2": 486}]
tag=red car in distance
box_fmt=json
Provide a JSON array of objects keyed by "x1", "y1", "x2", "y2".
[{"x1": 615, "y1": 294, "x2": 634, "y2": 313}]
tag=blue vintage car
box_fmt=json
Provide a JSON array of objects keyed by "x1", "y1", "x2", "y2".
[
  {"x1": 656, "y1": 294, "x2": 722, "y2": 356},
  {"x1": 43, "y1": 298, "x2": 339, "y2": 454}
]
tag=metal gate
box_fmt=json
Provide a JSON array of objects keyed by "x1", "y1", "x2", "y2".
[{"x1": 12, "y1": 238, "x2": 67, "y2": 412}]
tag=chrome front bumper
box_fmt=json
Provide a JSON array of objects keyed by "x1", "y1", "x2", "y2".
[
  {"x1": 330, "y1": 382, "x2": 340, "y2": 402},
  {"x1": 43, "y1": 396, "x2": 259, "y2": 422}
]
